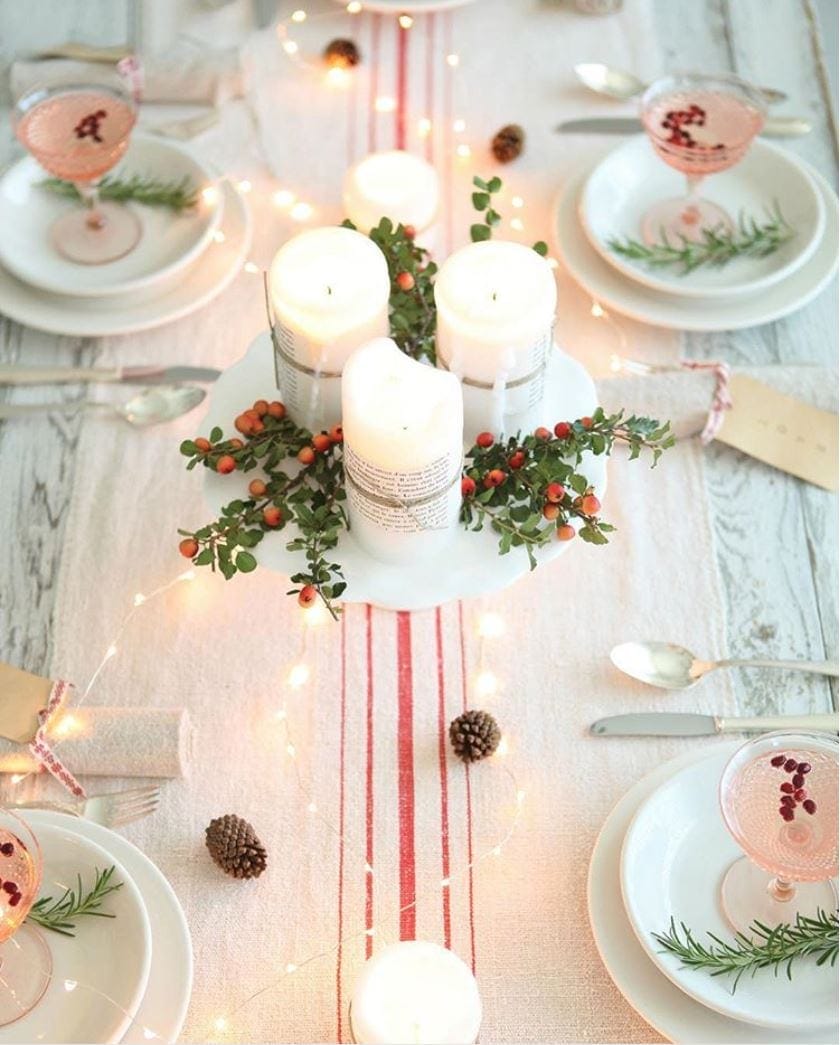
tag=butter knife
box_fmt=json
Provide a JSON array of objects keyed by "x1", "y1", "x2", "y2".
[
  {"x1": 555, "y1": 116, "x2": 812, "y2": 139},
  {"x1": 0, "y1": 365, "x2": 221, "y2": 386},
  {"x1": 589, "y1": 712, "x2": 839, "y2": 736}
]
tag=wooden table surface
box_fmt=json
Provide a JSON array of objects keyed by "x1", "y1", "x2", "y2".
[{"x1": 0, "y1": 0, "x2": 837, "y2": 719}]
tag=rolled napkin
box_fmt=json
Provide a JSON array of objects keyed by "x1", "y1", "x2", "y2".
[{"x1": 0, "y1": 706, "x2": 192, "y2": 779}]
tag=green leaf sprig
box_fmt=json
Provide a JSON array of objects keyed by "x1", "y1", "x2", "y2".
[
  {"x1": 41, "y1": 173, "x2": 199, "y2": 212},
  {"x1": 608, "y1": 203, "x2": 793, "y2": 274},
  {"x1": 653, "y1": 909, "x2": 838, "y2": 990},
  {"x1": 26, "y1": 865, "x2": 123, "y2": 938},
  {"x1": 470, "y1": 175, "x2": 548, "y2": 256}
]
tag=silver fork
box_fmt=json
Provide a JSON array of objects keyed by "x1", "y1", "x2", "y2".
[{"x1": 11, "y1": 785, "x2": 162, "y2": 828}]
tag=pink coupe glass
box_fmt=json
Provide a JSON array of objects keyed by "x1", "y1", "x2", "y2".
[
  {"x1": 719, "y1": 731, "x2": 838, "y2": 934},
  {"x1": 640, "y1": 72, "x2": 766, "y2": 245},
  {"x1": 0, "y1": 810, "x2": 51, "y2": 1026},
  {"x1": 13, "y1": 75, "x2": 140, "y2": 264}
]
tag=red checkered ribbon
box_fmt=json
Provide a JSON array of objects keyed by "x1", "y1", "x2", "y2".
[
  {"x1": 681, "y1": 359, "x2": 733, "y2": 444},
  {"x1": 28, "y1": 680, "x2": 86, "y2": 797}
]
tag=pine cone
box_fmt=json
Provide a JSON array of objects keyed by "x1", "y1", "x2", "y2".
[
  {"x1": 205, "y1": 814, "x2": 267, "y2": 879},
  {"x1": 324, "y1": 38, "x2": 361, "y2": 69},
  {"x1": 491, "y1": 124, "x2": 525, "y2": 163},
  {"x1": 449, "y1": 710, "x2": 501, "y2": 763}
]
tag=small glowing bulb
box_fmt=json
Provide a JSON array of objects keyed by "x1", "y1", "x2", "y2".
[
  {"x1": 441, "y1": 877, "x2": 451, "y2": 888},
  {"x1": 291, "y1": 8, "x2": 307, "y2": 21},
  {"x1": 365, "y1": 927, "x2": 376, "y2": 937},
  {"x1": 272, "y1": 189, "x2": 296, "y2": 208},
  {"x1": 453, "y1": 118, "x2": 466, "y2": 133},
  {"x1": 511, "y1": 195, "x2": 524, "y2": 208},
  {"x1": 64, "y1": 980, "x2": 78, "y2": 992},
  {"x1": 346, "y1": 0, "x2": 362, "y2": 11},
  {"x1": 590, "y1": 301, "x2": 605, "y2": 318},
  {"x1": 143, "y1": 1029, "x2": 157, "y2": 1041},
  {"x1": 243, "y1": 261, "x2": 260, "y2": 275},
  {"x1": 285, "y1": 963, "x2": 298, "y2": 974},
  {"x1": 105, "y1": 644, "x2": 118, "y2": 660},
  {"x1": 365, "y1": 862, "x2": 374, "y2": 875},
  {"x1": 475, "y1": 670, "x2": 497, "y2": 696},
  {"x1": 375, "y1": 95, "x2": 397, "y2": 113},
  {"x1": 417, "y1": 117, "x2": 432, "y2": 137},
  {"x1": 275, "y1": 708, "x2": 287, "y2": 721},
  {"x1": 326, "y1": 66, "x2": 350, "y2": 88},
  {"x1": 282, "y1": 40, "x2": 299, "y2": 55},
  {"x1": 290, "y1": 201, "x2": 313, "y2": 222},
  {"x1": 546, "y1": 256, "x2": 559, "y2": 270},
  {"x1": 609, "y1": 354, "x2": 623, "y2": 373},
  {"x1": 307, "y1": 802, "x2": 318, "y2": 814},
  {"x1": 133, "y1": 593, "x2": 146, "y2": 607},
  {"x1": 53, "y1": 714, "x2": 78, "y2": 738},
  {"x1": 399, "y1": 14, "x2": 413, "y2": 28},
  {"x1": 446, "y1": 53, "x2": 460, "y2": 67},
  {"x1": 10, "y1": 774, "x2": 25, "y2": 785},
  {"x1": 288, "y1": 663, "x2": 310, "y2": 688},
  {"x1": 477, "y1": 612, "x2": 504, "y2": 638},
  {"x1": 213, "y1": 1018, "x2": 227, "y2": 1033},
  {"x1": 201, "y1": 186, "x2": 219, "y2": 205},
  {"x1": 179, "y1": 569, "x2": 196, "y2": 582},
  {"x1": 303, "y1": 602, "x2": 329, "y2": 626},
  {"x1": 497, "y1": 736, "x2": 510, "y2": 757},
  {"x1": 286, "y1": 743, "x2": 296, "y2": 758},
  {"x1": 510, "y1": 217, "x2": 524, "y2": 232},
  {"x1": 517, "y1": 789, "x2": 526, "y2": 805},
  {"x1": 237, "y1": 179, "x2": 252, "y2": 194},
  {"x1": 492, "y1": 845, "x2": 502, "y2": 857},
  {"x1": 212, "y1": 230, "x2": 226, "y2": 244},
  {"x1": 456, "y1": 143, "x2": 471, "y2": 159}
]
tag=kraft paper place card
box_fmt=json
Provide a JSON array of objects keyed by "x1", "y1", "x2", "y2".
[
  {"x1": 0, "y1": 662, "x2": 52, "y2": 743},
  {"x1": 715, "y1": 374, "x2": 838, "y2": 491}
]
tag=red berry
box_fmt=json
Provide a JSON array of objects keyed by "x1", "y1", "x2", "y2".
[
  {"x1": 461, "y1": 476, "x2": 476, "y2": 497},
  {"x1": 194, "y1": 437, "x2": 211, "y2": 452},
  {"x1": 780, "y1": 781, "x2": 794, "y2": 793},
  {"x1": 0, "y1": 843, "x2": 13, "y2": 858},
  {"x1": 235, "y1": 414, "x2": 254, "y2": 435},
  {"x1": 476, "y1": 432, "x2": 495, "y2": 449},
  {"x1": 1, "y1": 882, "x2": 15, "y2": 894},
  {"x1": 396, "y1": 271, "x2": 415, "y2": 292},
  {"x1": 313, "y1": 433, "x2": 332, "y2": 453},
  {"x1": 253, "y1": 399, "x2": 269, "y2": 416},
  {"x1": 179, "y1": 538, "x2": 199, "y2": 559},
  {"x1": 794, "y1": 788, "x2": 807, "y2": 802},
  {"x1": 263, "y1": 506, "x2": 283, "y2": 527},
  {"x1": 508, "y1": 451, "x2": 526, "y2": 470},
  {"x1": 784, "y1": 758, "x2": 798, "y2": 773},
  {"x1": 543, "y1": 502, "x2": 560, "y2": 520},
  {"x1": 248, "y1": 479, "x2": 267, "y2": 498},
  {"x1": 483, "y1": 469, "x2": 506, "y2": 489},
  {"x1": 803, "y1": 799, "x2": 817, "y2": 814},
  {"x1": 780, "y1": 795, "x2": 795, "y2": 807},
  {"x1": 403, "y1": 224, "x2": 416, "y2": 240},
  {"x1": 298, "y1": 446, "x2": 316, "y2": 465},
  {"x1": 534, "y1": 426, "x2": 551, "y2": 441},
  {"x1": 556, "y1": 524, "x2": 575, "y2": 541},
  {"x1": 580, "y1": 416, "x2": 593, "y2": 429},
  {"x1": 554, "y1": 422, "x2": 571, "y2": 439},
  {"x1": 792, "y1": 773, "x2": 804, "y2": 788},
  {"x1": 545, "y1": 482, "x2": 565, "y2": 504},
  {"x1": 229, "y1": 438, "x2": 244, "y2": 449},
  {"x1": 581, "y1": 493, "x2": 601, "y2": 516},
  {"x1": 298, "y1": 585, "x2": 318, "y2": 609},
  {"x1": 798, "y1": 762, "x2": 811, "y2": 774},
  {"x1": 216, "y1": 455, "x2": 236, "y2": 474},
  {"x1": 267, "y1": 401, "x2": 286, "y2": 419},
  {"x1": 781, "y1": 808, "x2": 795, "y2": 822},
  {"x1": 770, "y1": 754, "x2": 786, "y2": 767},
  {"x1": 329, "y1": 424, "x2": 344, "y2": 443},
  {"x1": 8, "y1": 893, "x2": 20, "y2": 907},
  {"x1": 250, "y1": 418, "x2": 265, "y2": 434}
]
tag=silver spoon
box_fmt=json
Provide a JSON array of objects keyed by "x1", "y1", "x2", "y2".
[
  {"x1": 0, "y1": 385, "x2": 206, "y2": 426},
  {"x1": 610, "y1": 640, "x2": 839, "y2": 691},
  {"x1": 574, "y1": 63, "x2": 788, "y2": 105}
]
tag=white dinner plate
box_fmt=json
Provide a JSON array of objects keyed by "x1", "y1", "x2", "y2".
[
  {"x1": 588, "y1": 743, "x2": 838, "y2": 1044},
  {"x1": 621, "y1": 750, "x2": 838, "y2": 1031},
  {"x1": 580, "y1": 137, "x2": 824, "y2": 299},
  {"x1": 0, "y1": 134, "x2": 223, "y2": 298},
  {"x1": 553, "y1": 147, "x2": 839, "y2": 331},
  {"x1": 0, "y1": 817, "x2": 152, "y2": 1044},
  {"x1": 23, "y1": 810, "x2": 192, "y2": 1045},
  {"x1": 0, "y1": 177, "x2": 250, "y2": 337},
  {"x1": 202, "y1": 332, "x2": 606, "y2": 610},
  {"x1": 331, "y1": 0, "x2": 477, "y2": 11}
]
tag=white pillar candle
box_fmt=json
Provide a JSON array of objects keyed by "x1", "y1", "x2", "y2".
[
  {"x1": 343, "y1": 150, "x2": 440, "y2": 249},
  {"x1": 434, "y1": 240, "x2": 557, "y2": 440},
  {"x1": 342, "y1": 338, "x2": 463, "y2": 564},
  {"x1": 349, "y1": 941, "x2": 481, "y2": 1045},
  {"x1": 268, "y1": 226, "x2": 390, "y2": 431}
]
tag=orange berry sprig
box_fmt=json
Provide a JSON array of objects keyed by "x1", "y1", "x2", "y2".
[
  {"x1": 460, "y1": 408, "x2": 673, "y2": 568},
  {"x1": 177, "y1": 400, "x2": 347, "y2": 617}
]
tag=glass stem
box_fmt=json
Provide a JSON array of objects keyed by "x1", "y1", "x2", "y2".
[
  {"x1": 767, "y1": 876, "x2": 796, "y2": 903},
  {"x1": 76, "y1": 182, "x2": 106, "y2": 231},
  {"x1": 685, "y1": 174, "x2": 704, "y2": 200}
]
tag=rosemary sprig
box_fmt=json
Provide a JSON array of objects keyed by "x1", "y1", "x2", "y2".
[
  {"x1": 26, "y1": 866, "x2": 123, "y2": 938},
  {"x1": 41, "y1": 173, "x2": 199, "y2": 212},
  {"x1": 653, "y1": 909, "x2": 839, "y2": 990},
  {"x1": 608, "y1": 203, "x2": 794, "y2": 274}
]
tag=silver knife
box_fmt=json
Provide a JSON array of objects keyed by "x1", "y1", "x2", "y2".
[
  {"x1": 0, "y1": 365, "x2": 221, "y2": 386},
  {"x1": 555, "y1": 115, "x2": 812, "y2": 139},
  {"x1": 590, "y1": 712, "x2": 839, "y2": 736}
]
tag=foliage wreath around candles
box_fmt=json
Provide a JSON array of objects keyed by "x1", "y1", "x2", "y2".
[{"x1": 177, "y1": 178, "x2": 675, "y2": 619}]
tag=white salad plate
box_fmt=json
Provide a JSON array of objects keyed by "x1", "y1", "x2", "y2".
[
  {"x1": 0, "y1": 134, "x2": 223, "y2": 298},
  {"x1": 553, "y1": 144, "x2": 839, "y2": 331},
  {"x1": 580, "y1": 137, "x2": 825, "y2": 299},
  {"x1": 0, "y1": 177, "x2": 250, "y2": 337},
  {"x1": 588, "y1": 743, "x2": 838, "y2": 1045},
  {"x1": 0, "y1": 816, "x2": 152, "y2": 1045},
  {"x1": 202, "y1": 332, "x2": 605, "y2": 611},
  {"x1": 24, "y1": 809, "x2": 193, "y2": 1045},
  {"x1": 621, "y1": 749, "x2": 838, "y2": 1031},
  {"x1": 331, "y1": 0, "x2": 477, "y2": 11}
]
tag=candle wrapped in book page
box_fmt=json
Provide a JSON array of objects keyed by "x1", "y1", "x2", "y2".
[
  {"x1": 342, "y1": 339, "x2": 463, "y2": 563},
  {"x1": 267, "y1": 226, "x2": 390, "y2": 430},
  {"x1": 435, "y1": 240, "x2": 557, "y2": 439}
]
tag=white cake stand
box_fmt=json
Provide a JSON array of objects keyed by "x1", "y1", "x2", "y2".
[{"x1": 201, "y1": 332, "x2": 606, "y2": 610}]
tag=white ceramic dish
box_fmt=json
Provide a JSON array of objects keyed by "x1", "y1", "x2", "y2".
[
  {"x1": 23, "y1": 810, "x2": 192, "y2": 1045},
  {"x1": 331, "y1": 0, "x2": 476, "y2": 11},
  {"x1": 0, "y1": 817, "x2": 152, "y2": 1045},
  {"x1": 621, "y1": 750, "x2": 838, "y2": 1031},
  {"x1": 0, "y1": 178, "x2": 250, "y2": 337},
  {"x1": 202, "y1": 332, "x2": 605, "y2": 610},
  {"x1": 580, "y1": 137, "x2": 824, "y2": 299},
  {"x1": 553, "y1": 151, "x2": 839, "y2": 331},
  {"x1": 0, "y1": 134, "x2": 223, "y2": 298},
  {"x1": 588, "y1": 743, "x2": 838, "y2": 1044}
]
